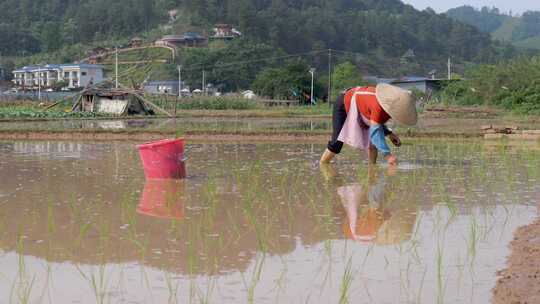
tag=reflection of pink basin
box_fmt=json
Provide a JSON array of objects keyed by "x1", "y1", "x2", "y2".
[
  {"x1": 137, "y1": 179, "x2": 185, "y2": 219},
  {"x1": 137, "y1": 138, "x2": 186, "y2": 179}
]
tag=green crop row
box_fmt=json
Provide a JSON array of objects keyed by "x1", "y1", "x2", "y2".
[{"x1": 0, "y1": 107, "x2": 109, "y2": 119}]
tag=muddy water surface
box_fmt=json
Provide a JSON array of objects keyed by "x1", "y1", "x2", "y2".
[{"x1": 0, "y1": 140, "x2": 539, "y2": 303}]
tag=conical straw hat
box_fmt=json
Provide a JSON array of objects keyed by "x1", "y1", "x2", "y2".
[{"x1": 375, "y1": 84, "x2": 418, "y2": 126}]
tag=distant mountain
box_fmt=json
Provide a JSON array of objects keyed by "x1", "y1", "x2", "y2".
[{"x1": 447, "y1": 5, "x2": 540, "y2": 50}]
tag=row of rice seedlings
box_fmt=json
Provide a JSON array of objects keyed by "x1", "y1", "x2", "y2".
[
  {"x1": 50, "y1": 141, "x2": 528, "y2": 302},
  {"x1": 241, "y1": 253, "x2": 266, "y2": 304},
  {"x1": 163, "y1": 271, "x2": 180, "y2": 304},
  {"x1": 195, "y1": 276, "x2": 218, "y2": 304},
  {"x1": 136, "y1": 265, "x2": 154, "y2": 299},
  {"x1": 34, "y1": 261, "x2": 54, "y2": 304},
  {"x1": 272, "y1": 255, "x2": 290, "y2": 302},
  {"x1": 319, "y1": 239, "x2": 335, "y2": 296},
  {"x1": 436, "y1": 241, "x2": 446, "y2": 304},
  {"x1": 75, "y1": 264, "x2": 110, "y2": 304},
  {"x1": 338, "y1": 257, "x2": 355, "y2": 304},
  {"x1": 9, "y1": 234, "x2": 36, "y2": 304},
  {"x1": 415, "y1": 266, "x2": 428, "y2": 304},
  {"x1": 466, "y1": 216, "x2": 479, "y2": 268}
]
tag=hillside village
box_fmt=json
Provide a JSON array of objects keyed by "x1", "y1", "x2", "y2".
[{"x1": 6, "y1": 23, "x2": 243, "y2": 94}]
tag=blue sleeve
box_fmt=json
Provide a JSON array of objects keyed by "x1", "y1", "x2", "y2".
[{"x1": 369, "y1": 124, "x2": 391, "y2": 156}]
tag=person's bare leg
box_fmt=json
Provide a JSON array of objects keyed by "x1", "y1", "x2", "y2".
[
  {"x1": 319, "y1": 163, "x2": 337, "y2": 181},
  {"x1": 320, "y1": 149, "x2": 336, "y2": 164},
  {"x1": 368, "y1": 146, "x2": 378, "y2": 164}
]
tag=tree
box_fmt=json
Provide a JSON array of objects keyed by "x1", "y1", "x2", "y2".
[
  {"x1": 253, "y1": 60, "x2": 323, "y2": 102},
  {"x1": 331, "y1": 62, "x2": 364, "y2": 97},
  {"x1": 41, "y1": 22, "x2": 63, "y2": 52},
  {"x1": 181, "y1": 39, "x2": 285, "y2": 92},
  {"x1": 513, "y1": 11, "x2": 540, "y2": 41},
  {"x1": 63, "y1": 18, "x2": 77, "y2": 45}
]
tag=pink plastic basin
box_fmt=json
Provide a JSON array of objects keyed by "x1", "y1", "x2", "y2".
[{"x1": 137, "y1": 138, "x2": 186, "y2": 179}]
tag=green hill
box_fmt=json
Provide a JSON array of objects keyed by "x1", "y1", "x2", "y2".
[
  {"x1": 492, "y1": 17, "x2": 520, "y2": 41},
  {"x1": 1, "y1": 1, "x2": 505, "y2": 61},
  {"x1": 0, "y1": 0, "x2": 520, "y2": 93},
  {"x1": 447, "y1": 6, "x2": 540, "y2": 50},
  {"x1": 513, "y1": 36, "x2": 540, "y2": 50}
]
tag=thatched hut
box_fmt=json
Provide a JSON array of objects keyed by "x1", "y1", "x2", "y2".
[{"x1": 74, "y1": 88, "x2": 154, "y2": 116}]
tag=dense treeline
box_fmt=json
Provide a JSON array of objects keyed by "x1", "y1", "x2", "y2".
[
  {"x1": 513, "y1": 11, "x2": 540, "y2": 41},
  {"x1": 0, "y1": 0, "x2": 161, "y2": 54},
  {"x1": 0, "y1": 0, "x2": 510, "y2": 64},
  {"x1": 446, "y1": 6, "x2": 507, "y2": 33},
  {"x1": 165, "y1": 0, "x2": 510, "y2": 63},
  {"x1": 439, "y1": 56, "x2": 540, "y2": 114}
]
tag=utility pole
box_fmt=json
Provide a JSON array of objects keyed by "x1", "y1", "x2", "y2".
[
  {"x1": 327, "y1": 49, "x2": 332, "y2": 108},
  {"x1": 202, "y1": 69, "x2": 205, "y2": 95},
  {"x1": 37, "y1": 66, "x2": 41, "y2": 101},
  {"x1": 447, "y1": 57, "x2": 451, "y2": 80},
  {"x1": 309, "y1": 68, "x2": 315, "y2": 106},
  {"x1": 177, "y1": 65, "x2": 182, "y2": 97},
  {"x1": 115, "y1": 46, "x2": 119, "y2": 88},
  {"x1": 175, "y1": 65, "x2": 182, "y2": 116}
]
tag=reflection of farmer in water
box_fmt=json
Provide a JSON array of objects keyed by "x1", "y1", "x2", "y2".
[
  {"x1": 320, "y1": 84, "x2": 418, "y2": 166},
  {"x1": 335, "y1": 167, "x2": 417, "y2": 244}
]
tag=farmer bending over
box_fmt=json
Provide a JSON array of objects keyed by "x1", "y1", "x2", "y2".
[{"x1": 320, "y1": 84, "x2": 417, "y2": 165}]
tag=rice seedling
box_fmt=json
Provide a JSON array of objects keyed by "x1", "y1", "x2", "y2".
[
  {"x1": 415, "y1": 266, "x2": 428, "y2": 304},
  {"x1": 75, "y1": 264, "x2": 111, "y2": 304},
  {"x1": 467, "y1": 216, "x2": 479, "y2": 267},
  {"x1": 163, "y1": 271, "x2": 180, "y2": 304},
  {"x1": 241, "y1": 253, "x2": 266, "y2": 304},
  {"x1": 339, "y1": 257, "x2": 354, "y2": 304},
  {"x1": 137, "y1": 265, "x2": 154, "y2": 298},
  {"x1": 361, "y1": 243, "x2": 375, "y2": 267},
  {"x1": 9, "y1": 235, "x2": 36, "y2": 304},
  {"x1": 318, "y1": 240, "x2": 335, "y2": 296},
  {"x1": 436, "y1": 242, "x2": 446, "y2": 304},
  {"x1": 36, "y1": 262, "x2": 54, "y2": 304},
  {"x1": 196, "y1": 276, "x2": 217, "y2": 304}
]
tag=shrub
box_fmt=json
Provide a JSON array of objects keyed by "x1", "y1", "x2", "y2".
[
  {"x1": 171, "y1": 96, "x2": 259, "y2": 110},
  {"x1": 437, "y1": 56, "x2": 540, "y2": 114}
]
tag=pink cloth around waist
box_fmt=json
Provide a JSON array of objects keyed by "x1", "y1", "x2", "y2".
[{"x1": 337, "y1": 92, "x2": 374, "y2": 150}]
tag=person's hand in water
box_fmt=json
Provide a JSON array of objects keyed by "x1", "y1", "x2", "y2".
[
  {"x1": 386, "y1": 164, "x2": 398, "y2": 176},
  {"x1": 385, "y1": 154, "x2": 398, "y2": 166},
  {"x1": 388, "y1": 133, "x2": 402, "y2": 147}
]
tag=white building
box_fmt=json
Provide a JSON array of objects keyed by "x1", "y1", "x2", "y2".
[{"x1": 12, "y1": 64, "x2": 104, "y2": 90}]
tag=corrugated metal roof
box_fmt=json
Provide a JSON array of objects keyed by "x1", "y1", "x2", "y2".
[
  {"x1": 13, "y1": 64, "x2": 104, "y2": 73},
  {"x1": 145, "y1": 80, "x2": 178, "y2": 86}
]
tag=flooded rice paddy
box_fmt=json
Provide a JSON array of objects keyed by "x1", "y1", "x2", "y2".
[{"x1": 0, "y1": 140, "x2": 539, "y2": 303}]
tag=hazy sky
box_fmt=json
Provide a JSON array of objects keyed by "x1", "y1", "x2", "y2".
[{"x1": 401, "y1": 0, "x2": 540, "y2": 15}]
